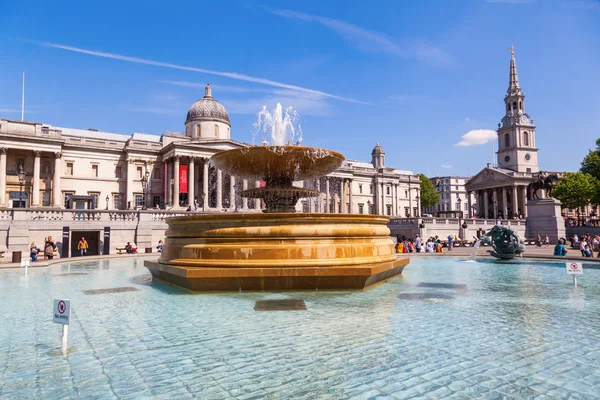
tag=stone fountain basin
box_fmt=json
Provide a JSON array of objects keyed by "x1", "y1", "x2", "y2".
[{"x1": 211, "y1": 146, "x2": 345, "y2": 182}]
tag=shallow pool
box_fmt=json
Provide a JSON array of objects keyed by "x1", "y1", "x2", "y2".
[{"x1": 1, "y1": 257, "x2": 599, "y2": 399}]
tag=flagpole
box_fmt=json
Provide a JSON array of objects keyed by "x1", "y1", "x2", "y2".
[{"x1": 21, "y1": 72, "x2": 25, "y2": 122}]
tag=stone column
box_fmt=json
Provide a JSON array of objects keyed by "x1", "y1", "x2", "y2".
[
  {"x1": 511, "y1": 186, "x2": 518, "y2": 218},
  {"x1": 242, "y1": 179, "x2": 248, "y2": 210},
  {"x1": 502, "y1": 187, "x2": 508, "y2": 219},
  {"x1": 216, "y1": 169, "x2": 223, "y2": 210},
  {"x1": 381, "y1": 182, "x2": 385, "y2": 215},
  {"x1": 126, "y1": 158, "x2": 135, "y2": 209},
  {"x1": 203, "y1": 159, "x2": 209, "y2": 210},
  {"x1": 339, "y1": 179, "x2": 345, "y2": 213},
  {"x1": 325, "y1": 178, "x2": 330, "y2": 213},
  {"x1": 0, "y1": 148, "x2": 7, "y2": 206},
  {"x1": 254, "y1": 180, "x2": 261, "y2": 210},
  {"x1": 31, "y1": 150, "x2": 41, "y2": 207},
  {"x1": 230, "y1": 175, "x2": 236, "y2": 210},
  {"x1": 53, "y1": 152, "x2": 62, "y2": 207},
  {"x1": 173, "y1": 156, "x2": 180, "y2": 208},
  {"x1": 467, "y1": 191, "x2": 472, "y2": 218},
  {"x1": 188, "y1": 157, "x2": 195, "y2": 208},
  {"x1": 521, "y1": 185, "x2": 528, "y2": 218},
  {"x1": 492, "y1": 190, "x2": 498, "y2": 219},
  {"x1": 348, "y1": 179, "x2": 353, "y2": 214},
  {"x1": 483, "y1": 190, "x2": 489, "y2": 219}
]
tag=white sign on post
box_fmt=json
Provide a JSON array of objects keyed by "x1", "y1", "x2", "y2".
[
  {"x1": 53, "y1": 299, "x2": 71, "y2": 325},
  {"x1": 566, "y1": 262, "x2": 583, "y2": 275}
]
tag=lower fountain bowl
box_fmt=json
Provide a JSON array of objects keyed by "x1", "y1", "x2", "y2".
[{"x1": 145, "y1": 213, "x2": 409, "y2": 291}]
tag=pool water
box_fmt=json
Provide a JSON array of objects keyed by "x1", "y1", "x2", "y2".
[{"x1": 1, "y1": 257, "x2": 600, "y2": 399}]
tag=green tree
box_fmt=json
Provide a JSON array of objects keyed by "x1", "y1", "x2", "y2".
[
  {"x1": 418, "y1": 174, "x2": 440, "y2": 208},
  {"x1": 553, "y1": 172, "x2": 599, "y2": 211},
  {"x1": 581, "y1": 138, "x2": 600, "y2": 181}
]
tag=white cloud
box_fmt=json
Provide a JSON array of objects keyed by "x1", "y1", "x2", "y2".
[
  {"x1": 264, "y1": 8, "x2": 451, "y2": 66},
  {"x1": 454, "y1": 129, "x2": 497, "y2": 146},
  {"x1": 224, "y1": 90, "x2": 333, "y2": 117},
  {"x1": 441, "y1": 164, "x2": 453, "y2": 169},
  {"x1": 28, "y1": 40, "x2": 366, "y2": 104}
]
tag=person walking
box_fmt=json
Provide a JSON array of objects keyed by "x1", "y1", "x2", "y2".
[
  {"x1": 415, "y1": 234, "x2": 422, "y2": 253},
  {"x1": 30, "y1": 242, "x2": 41, "y2": 262},
  {"x1": 447, "y1": 235, "x2": 454, "y2": 252},
  {"x1": 45, "y1": 237, "x2": 57, "y2": 260},
  {"x1": 157, "y1": 240, "x2": 163, "y2": 253},
  {"x1": 544, "y1": 234, "x2": 550, "y2": 248},
  {"x1": 77, "y1": 237, "x2": 89, "y2": 256}
]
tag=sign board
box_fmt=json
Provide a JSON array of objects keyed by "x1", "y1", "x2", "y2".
[
  {"x1": 53, "y1": 299, "x2": 71, "y2": 325},
  {"x1": 21, "y1": 258, "x2": 30, "y2": 267},
  {"x1": 566, "y1": 262, "x2": 583, "y2": 275}
]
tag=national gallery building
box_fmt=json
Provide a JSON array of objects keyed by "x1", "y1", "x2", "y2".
[{"x1": 0, "y1": 85, "x2": 421, "y2": 217}]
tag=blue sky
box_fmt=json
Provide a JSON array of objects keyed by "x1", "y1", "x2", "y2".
[{"x1": 1, "y1": 0, "x2": 599, "y2": 177}]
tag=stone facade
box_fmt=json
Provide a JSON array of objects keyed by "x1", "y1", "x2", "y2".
[{"x1": 424, "y1": 176, "x2": 477, "y2": 217}]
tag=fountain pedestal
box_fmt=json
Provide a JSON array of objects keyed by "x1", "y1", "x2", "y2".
[{"x1": 145, "y1": 213, "x2": 408, "y2": 291}]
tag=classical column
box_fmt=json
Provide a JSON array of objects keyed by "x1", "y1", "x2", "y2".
[
  {"x1": 0, "y1": 148, "x2": 7, "y2": 207},
  {"x1": 483, "y1": 190, "x2": 489, "y2": 219},
  {"x1": 126, "y1": 158, "x2": 134, "y2": 209},
  {"x1": 31, "y1": 150, "x2": 41, "y2": 207},
  {"x1": 381, "y1": 182, "x2": 385, "y2": 215},
  {"x1": 521, "y1": 185, "x2": 528, "y2": 218},
  {"x1": 187, "y1": 157, "x2": 195, "y2": 208},
  {"x1": 254, "y1": 180, "x2": 261, "y2": 210},
  {"x1": 216, "y1": 169, "x2": 223, "y2": 210},
  {"x1": 203, "y1": 159, "x2": 209, "y2": 209},
  {"x1": 512, "y1": 186, "x2": 518, "y2": 218},
  {"x1": 502, "y1": 187, "x2": 508, "y2": 219},
  {"x1": 173, "y1": 156, "x2": 180, "y2": 208},
  {"x1": 53, "y1": 152, "x2": 62, "y2": 207},
  {"x1": 242, "y1": 179, "x2": 248, "y2": 210},
  {"x1": 467, "y1": 191, "x2": 472, "y2": 218},
  {"x1": 492, "y1": 190, "x2": 498, "y2": 219},
  {"x1": 325, "y1": 178, "x2": 330, "y2": 213},
  {"x1": 348, "y1": 179, "x2": 353, "y2": 214},
  {"x1": 229, "y1": 175, "x2": 236, "y2": 210},
  {"x1": 339, "y1": 179, "x2": 345, "y2": 213}
]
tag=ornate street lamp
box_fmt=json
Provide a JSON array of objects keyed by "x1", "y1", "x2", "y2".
[
  {"x1": 17, "y1": 164, "x2": 26, "y2": 208},
  {"x1": 105, "y1": 195, "x2": 110, "y2": 210},
  {"x1": 141, "y1": 171, "x2": 150, "y2": 210}
]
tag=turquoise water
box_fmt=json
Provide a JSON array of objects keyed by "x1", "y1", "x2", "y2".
[{"x1": 1, "y1": 257, "x2": 600, "y2": 399}]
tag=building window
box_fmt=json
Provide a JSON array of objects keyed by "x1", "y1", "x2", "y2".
[
  {"x1": 134, "y1": 194, "x2": 143, "y2": 207},
  {"x1": 456, "y1": 186, "x2": 459, "y2": 191},
  {"x1": 91, "y1": 164, "x2": 98, "y2": 177},
  {"x1": 368, "y1": 204, "x2": 374, "y2": 214},
  {"x1": 154, "y1": 167, "x2": 161, "y2": 180},
  {"x1": 88, "y1": 192, "x2": 100, "y2": 209},
  {"x1": 455, "y1": 179, "x2": 458, "y2": 183},
  {"x1": 63, "y1": 192, "x2": 74, "y2": 208},
  {"x1": 153, "y1": 195, "x2": 161, "y2": 208},
  {"x1": 405, "y1": 190, "x2": 408, "y2": 198},
  {"x1": 358, "y1": 203, "x2": 364, "y2": 214},
  {"x1": 386, "y1": 186, "x2": 390, "y2": 195},
  {"x1": 369, "y1": 185, "x2": 373, "y2": 194},
  {"x1": 523, "y1": 131, "x2": 529, "y2": 146},
  {"x1": 504, "y1": 133, "x2": 510, "y2": 148},
  {"x1": 519, "y1": 101, "x2": 522, "y2": 110},
  {"x1": 115, "y1": 165, "x2": 122, "y2": 179},
  {"x1": 214, "y1": 125, "x2": 219, "y2": 137},
  {"x1": 413, "y1": 207, "x2": 417, "y2": 216},
  {"x1": 42, "y1": 192, "x2": 50, "y2": 206},
  {"x1": 455, "y1": 203, "x2": 460, "y2": 211},
  {"x1": 137, "y1": 167, "x2": 143, "y2": 179},
  {"x1": 196, "y1": 124, "x2": 201, "y2": 138},
  {"x1": 404, "y1": 207, "x2": 409, "y2": 217},
  {"x1": 113, "y1": 193, "x2": 122, "y2": 209},
  {"x1": 526, "y1": 168, "x2": 531, "y2": 173},
  {"x1": 512, "y1": 101, "x2": 517, "y2": 110},
  {"x1": 359, "y1": 184, "x2": 363, "y2": 194},
  {"x1": 464, "y1": 203, "x2": 469, "y2": 211},
  {"x1": 386, "y1": 205, "x2": 392, "y2": 216},
  {"x1": 66, "y1": 163, "x2": 74, "y2": 176}
]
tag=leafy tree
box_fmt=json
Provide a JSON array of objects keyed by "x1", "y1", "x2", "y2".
[
  {"x1": 418, "y1": 174, "x2": 440, "y2": 208},
  {"x1": 581, "y1": 138, "x2": 600, "y2": 182},
  {"x1": 553, "y1": 172, "x2": 599, "y2": 211}
]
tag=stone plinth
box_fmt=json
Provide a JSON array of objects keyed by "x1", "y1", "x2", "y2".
[
  {"x1": 144, "y1": 213, "x2": 409, "y2": 291},
  {"x1": 525, "y1": 198, "x2": 566, "y2": 244}
]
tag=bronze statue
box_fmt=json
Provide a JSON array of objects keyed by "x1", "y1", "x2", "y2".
[
  {"x1": 529, "y1": 173, "x2": 560, "y2": 199},
  {"x1": 481, "y1": 225, "x2": 526, "y2": 260}
]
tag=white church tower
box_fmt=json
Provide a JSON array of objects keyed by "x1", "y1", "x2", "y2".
[{"x1": 496, "y1": 46, "x2": 539, "y2": 173}]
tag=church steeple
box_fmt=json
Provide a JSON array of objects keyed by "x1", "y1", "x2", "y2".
[{"x1": 508, "y1": 45, "x2": 520, "y2": 93}]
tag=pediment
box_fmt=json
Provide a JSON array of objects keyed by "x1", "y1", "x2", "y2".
[{"x1": 466, "y1": 168, "x2": 513, "y2": 188}]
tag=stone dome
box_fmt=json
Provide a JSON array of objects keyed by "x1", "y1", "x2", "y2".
[
  {"x1": 371, "y1": 142, "x2": 385, "y2": 155},
  {"x1": 185, "y1": 84, "x2": 230, "y2": 126}
]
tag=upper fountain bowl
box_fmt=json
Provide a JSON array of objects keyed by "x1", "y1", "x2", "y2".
[{"x1": 211, "y1": 146, "x2": 345, "y2": 183}]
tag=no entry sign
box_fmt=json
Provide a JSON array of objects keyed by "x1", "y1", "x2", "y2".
[
  {"x1": 566, "y1": 262, "x2": 583, "y2": 275},
  {"x1": 53, "y1": 299, "x2": 71, "y2": 325}
]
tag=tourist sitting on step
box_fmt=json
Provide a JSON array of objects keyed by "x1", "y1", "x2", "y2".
[{"x1": 553, "y1": 240, "x2": 568, "y2": 256}]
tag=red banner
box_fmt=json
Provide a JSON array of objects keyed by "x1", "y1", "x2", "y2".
[{"x1": 180, "y1": 165, "x2": 188, "y2": 194}]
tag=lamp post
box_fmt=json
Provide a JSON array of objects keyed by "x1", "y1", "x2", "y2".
[
  {"x1": 141, "y1": 171, "x2": 150, "y2": 210},
  {"x1": 17, "y1": 164, "x2": 26, "y2": 208},
  {"x1": 415, "y1": 194, "x2": 420, "y2": 217},
  {"x1": 105, "y1": 195, "x2": 110, "y2": 210}
]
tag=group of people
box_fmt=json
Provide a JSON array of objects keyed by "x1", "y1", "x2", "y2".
[
  {"x1": 571, "y1": 234, "x2": 600, "y2": 258},
  {"x1": 395, "y1": 234, "x2": 451, "y2": 253},
  {"x1": 29, "y1": 237, "x2": 58, "y2": 262}
]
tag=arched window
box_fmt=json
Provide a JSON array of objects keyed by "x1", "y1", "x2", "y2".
[
  {"x1": 214, "y1": 125, "x2": 219, "y2": 137},
  {"x1": 519, "y1": 101, "x2": 522, "y2": 110},
  {"x1": 523, "y1": 131, "x2": 529, "y2": 146},
  {"x1": 512, "y1": 101, "x2": 517, "y2": 110},
  {"x1": 504, "y1": 133, "x2": 510, "y2": 148},
  {"x1": 195, "y1": 124, "x2": 201, "y2": 138}
]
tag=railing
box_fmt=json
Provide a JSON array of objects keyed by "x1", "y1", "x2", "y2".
[
  {"x1": 388, "y1": 217, "x2": 525, "y2": 228},
  {"x1": 0, "y1": 208, "x2": 192, "y2": 223}
]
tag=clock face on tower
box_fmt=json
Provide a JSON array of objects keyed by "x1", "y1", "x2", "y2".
[
  {"x1": 521, "y1": 115, "x2": 529, "y2": 123},
  {"x1": 525, "y1": 153, "x2": 531, "y2": 162},
  {"x1": 502, "y1": 117, "x2": 511, "y2": 127}
]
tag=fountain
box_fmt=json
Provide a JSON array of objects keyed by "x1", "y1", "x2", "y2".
[
  {"x1": 144, "y1": 104, "x2": 408, "y2": 291},
  {"x1": 480, "y1": 225, "x2": 526, "y2": 260}
]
